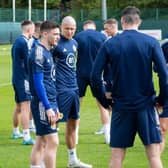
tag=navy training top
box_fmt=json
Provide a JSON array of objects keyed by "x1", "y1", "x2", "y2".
[
  {"x1": 28, "y1": 43, "x2": 57, "y2": 106},
  {"x1": 91, "y1": 29, "x2": 168, "y2": 113},
  {"x1": 11, "y1": 35, "x2": 30, "y2": 85},
  {"x1": 52, "y1": 35, "x2": 78, "y2": 91},
  {"x1": 75, "y1": 29, "x2": 106, "y2": 77}
]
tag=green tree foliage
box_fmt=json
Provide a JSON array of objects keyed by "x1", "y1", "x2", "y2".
[
  {"x1": 1, "y1": 0, "x2": 168, "y2": 9},
  {"x1": 107, "y1": 0, "x2": 168, "y2": 8}
]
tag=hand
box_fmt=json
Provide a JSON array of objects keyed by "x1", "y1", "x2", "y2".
[
  {"x1": 155, "y1": 103, "x2": 163, "y2": 113},
  {"x1": 46, "y1": 108, "x2": 56, "y2": 125},
  {"x1": 105, "y1": 92, "x2": 112, "y2": 99},
  {"x1": 55, "y1": 111, "x2": 63, "y2": 122},
  {"x1": 159, "y1": 117, "x2": 168, "y2": 138}
]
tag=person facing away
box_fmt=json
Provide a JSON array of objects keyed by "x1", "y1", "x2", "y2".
[
  {"x1": 28, "y1": 21, "x2": 60, "y2": 168},
  {"x1": 52, "y1": 16, "x2": 92, "y2": 168},
  {"x1": 11, "y1": 20, "x2": 35, "y2": 145},
  {"x1": 91, "y1": 6, "x2": 168, "y2": 168},
  {"x1": 74, "y1": 20, "x2": 111, "y2": 144}
]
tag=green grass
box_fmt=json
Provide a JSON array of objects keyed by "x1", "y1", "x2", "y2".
[{"x1": 0, "y1": 44, "x2": 167, "y2": 168}]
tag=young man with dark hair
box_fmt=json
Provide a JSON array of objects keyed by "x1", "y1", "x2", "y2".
[
  {"x1": 28, "y1": 21, "x2": 60, "y2": 168},
  {"x1": 91, "y1": 6, "x2": 168, "y2": 168}
]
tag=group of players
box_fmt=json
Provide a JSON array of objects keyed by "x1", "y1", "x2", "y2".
[{"x1": 11, "y1": 5, "x2": 168, "y2": 168}]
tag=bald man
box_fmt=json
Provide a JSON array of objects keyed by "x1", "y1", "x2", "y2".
[{"x1": 52, "y1": 16, "x2": 92, "y2": 168}]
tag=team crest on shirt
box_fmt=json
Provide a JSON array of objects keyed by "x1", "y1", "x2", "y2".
[{"x1": 66, "y1": 53, "x2": 75, "y2": 68}]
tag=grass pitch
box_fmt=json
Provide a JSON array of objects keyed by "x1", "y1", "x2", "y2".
[{"x1": 0, "y1": 45, "x2": 167, "y2": 168}]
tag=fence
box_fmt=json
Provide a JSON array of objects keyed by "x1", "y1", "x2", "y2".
[
  {"x1": 0, "y1": 7, "x2": 168, "y2": 44},
  {"x1": 1, "y1": 7, "x2": 168, "y2": 22}
]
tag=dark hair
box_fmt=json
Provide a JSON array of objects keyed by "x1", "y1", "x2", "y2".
[
  {"x1": 34, "y1": 21, "x2": 42, "y2": 28},
  {"x1": 21, "y1": 20, "x2": 33, "y2": 27},
  {"x1": 34, "y1": 21, "x2": 42, "y2": 32},
  {"x1": 40, "y1": 21, "x2": 59, "y2": 33},
  {"x1": 121, "y1": 6, "x2": 140, "y2": 17},
  {"x1": 83, "y1": 20, "x2": 96, "y2": 27},
  {"x1": 104, "y1": 18, "x2": 118, "y2": 25},
  {"x1": 121, "y1": 6, "x2": 141, "y2": 25}
]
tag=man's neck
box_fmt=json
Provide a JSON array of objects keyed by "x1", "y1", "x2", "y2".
[
  {"x1": 22, "y1": 32, "x2": 30, "y2": 39},
  {"x1": 40, "y1": 39, "x2": 50, "y2": 50},
  {"x1": 122, "y1": 24, "x2": 138, "y2": 31}
]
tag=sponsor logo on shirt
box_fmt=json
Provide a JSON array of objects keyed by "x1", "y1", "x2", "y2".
[{"x1": 66, "y1": 53, "x2": 75, "y2": 68}]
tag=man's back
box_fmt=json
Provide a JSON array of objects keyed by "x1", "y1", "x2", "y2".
[
  {"x1": 75, "y1": 29, "x2": 106, "y2": 77},
  {"x1": 93, "y1": 29, "x2": 167, "y2": 111},
  {"x1": 161, "y1": 40, "x2": 168, "y2": 63}
]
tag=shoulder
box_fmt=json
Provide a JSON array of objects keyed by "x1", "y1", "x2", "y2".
[
  {"x1": 161, "y1": 39, "x2": 168, "y2": 47},
  {"x1": 52, "y1": 43, "x2": 63, "y2": 56},
  {"x1": 34, "y1": 45, "x2": 45, "y2": 59},
  {"x1": 71, "y1": 38, "x2": 78, "y2": 46},
  {"x1": 75, "y1": 31, "x2": 84, "y2": 37},
  {"x1": 13, "y1": 35, "x2": 27, "y2": 46}
]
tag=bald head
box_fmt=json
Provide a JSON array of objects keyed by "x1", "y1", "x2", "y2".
[
  {"x1": 61, "y1": 16, "x2": 76, "y2": 27},
  {"x1": 61, "y1": 16, "x2": 76, "y2": 39}
]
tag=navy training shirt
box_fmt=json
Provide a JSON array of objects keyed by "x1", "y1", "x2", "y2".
[
  {"x1": 11, "y1": 35, "x2": 30, "y2": 85},
  {"x1": 28, "y1": 43, "x2": 57, "y2": 104},
  {"x1": 91, "y1": 30, "x2": 168, "y2": 112},
  {"x1": 52, "y1": 35, "x2": 78, "y2": 91},
  {"x1": 75, "y1": 29, "x2": 106, "y2": 77},
  {"x1": 161, "y1": 40, "x2": 168, "y2": 63}
]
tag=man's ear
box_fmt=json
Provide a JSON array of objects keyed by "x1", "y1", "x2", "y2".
[{"x1": 137, "y1": 18, "x2": 142, "y2": 27}]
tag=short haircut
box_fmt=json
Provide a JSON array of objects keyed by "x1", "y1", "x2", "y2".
[
  {"x1": 121, "y1": 6, "x2": 141, "y2": 25},
  {"x1": 40, "y1": 21, "x2": 59, "y2": 33},
  {"x1": 83, "y1": 20, "x2": 96, "y2": 27},
  {"x1": 104, "y1": 18, "x2": 118, "y2": 25},
  {"x1": 121, "y1": 6, "x2": 140, "y2": 17},
  {"x1": 21, "y1": 20, "x2": 33, "y2": 27},
  {"x1": 35, "y1": 21, "x2": 42, "y2": 27}
]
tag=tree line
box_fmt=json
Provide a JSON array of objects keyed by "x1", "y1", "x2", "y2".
[{"x1": 0, "y1": 0, "x2": 168, "y2": 9}]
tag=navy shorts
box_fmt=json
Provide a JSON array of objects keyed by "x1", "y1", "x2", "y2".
[
  {"x1": 57, "y1": 90, "x2": 80, "y2": 122},
  {"x1": 77, "y1": 76, "x2": 95, "y2": 97},
  {"x1": 13, "y1": 81, "x2": 31, "y2": 103},
  {"x1": 31, "y1": 97, "x2": 57, "y2": 136},
  {"x1": 110, "y1": 105, "x2": 162, "y2": 148}
]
